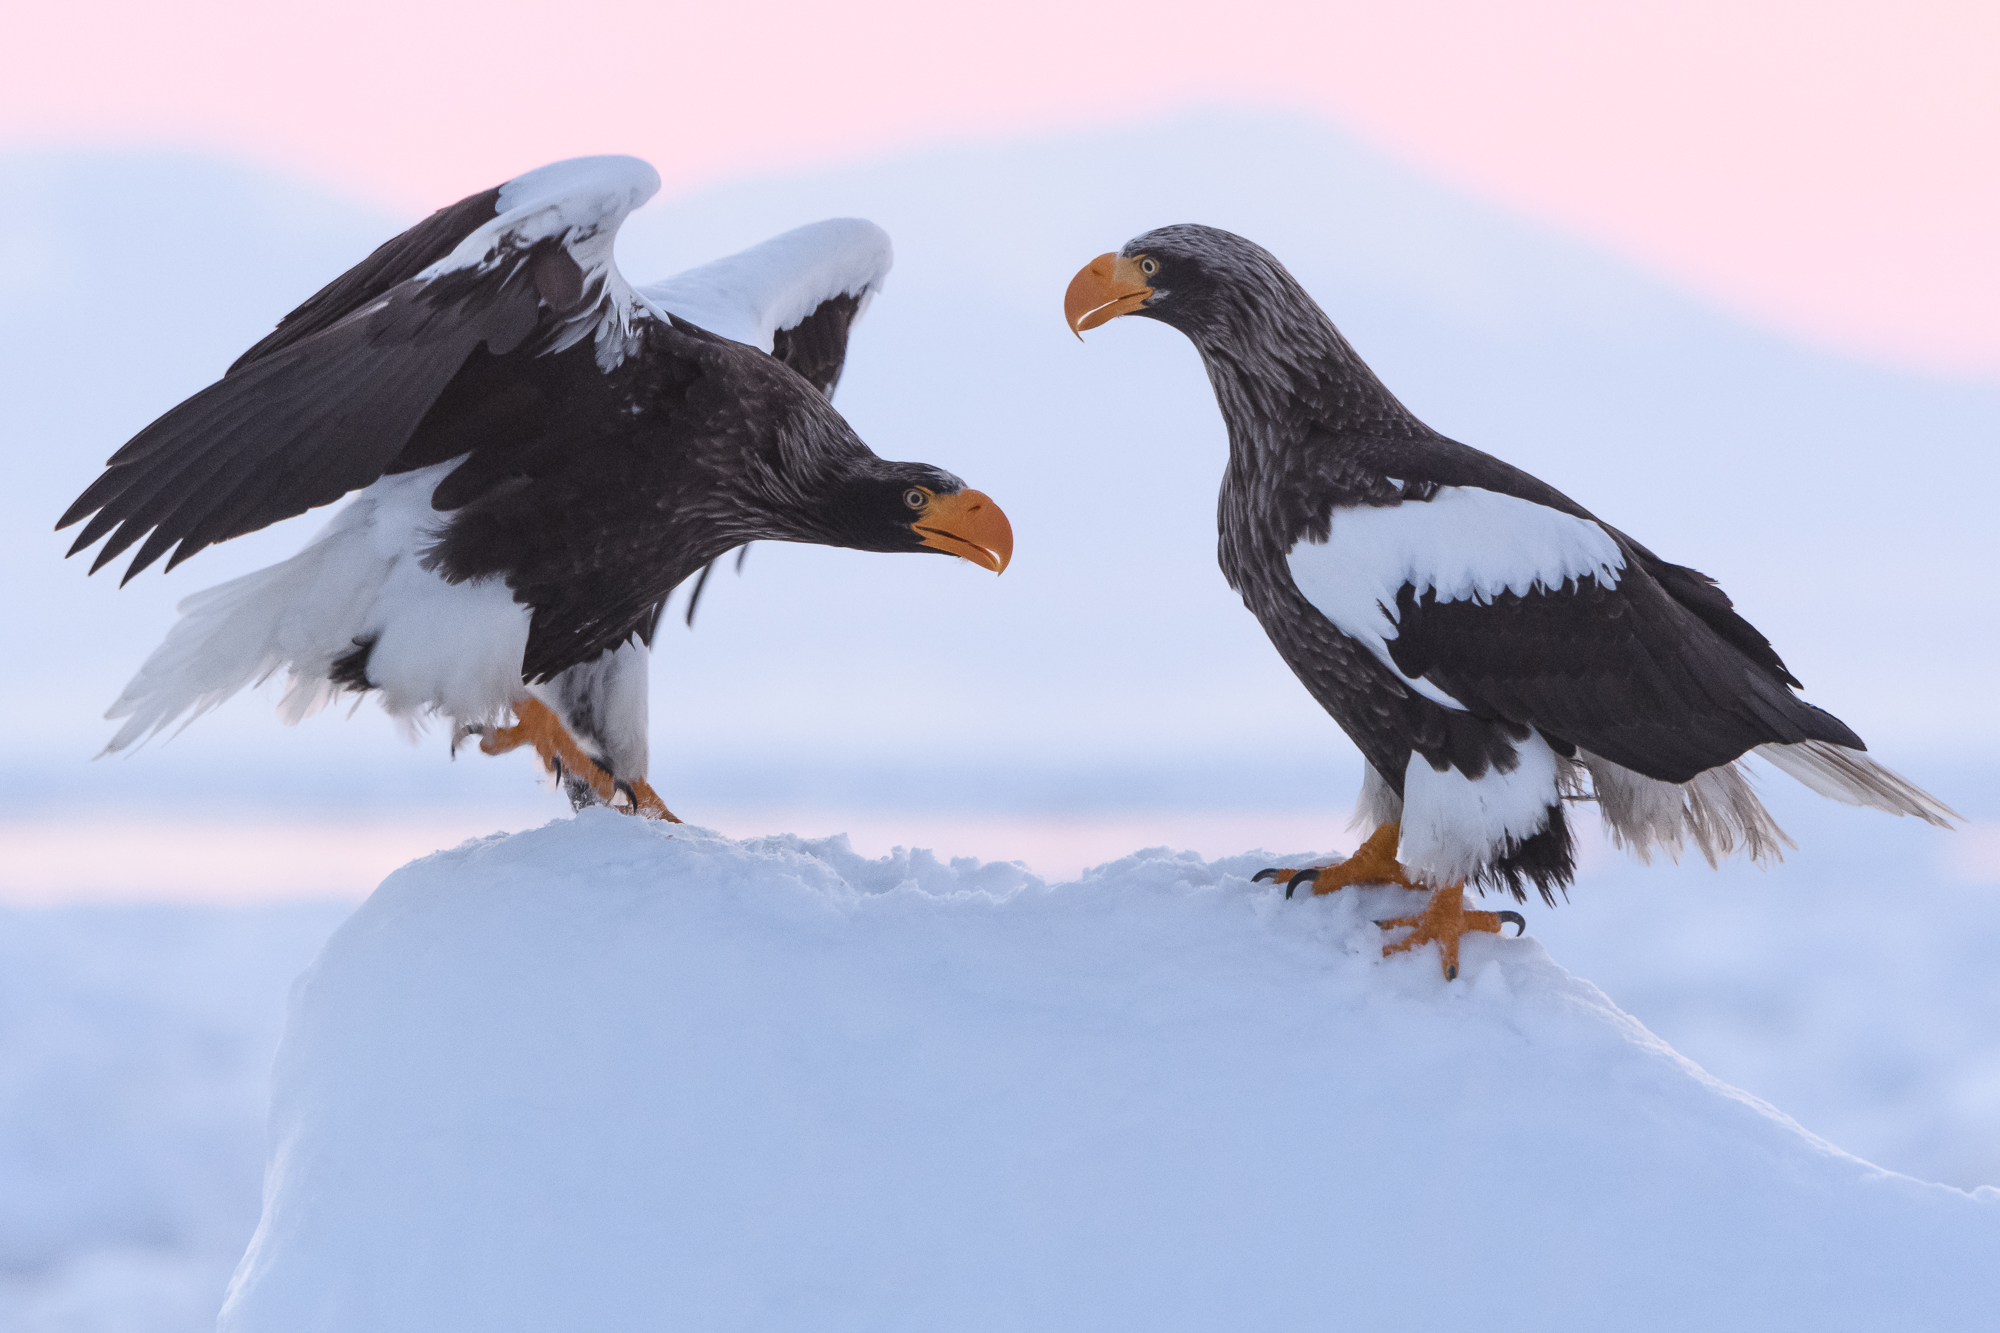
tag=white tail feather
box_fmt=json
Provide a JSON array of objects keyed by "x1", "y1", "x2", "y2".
[
  {"x1": 1575, "y1": 751, "x2": 1794, "y2": 869},
  {"x1": 1755, "y1": 741, "x2": 1960, "y2": 827},
  {"x1": 98, "y1": 465, "x2": 532, "y2": 754},
  {"x1": 102, "y1": 517, "x2": 393, "y2": 753}
]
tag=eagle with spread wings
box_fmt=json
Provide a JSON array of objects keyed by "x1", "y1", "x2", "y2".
[{"x1": 60, "y1": 156, "x2": 1012, "y2": 818}]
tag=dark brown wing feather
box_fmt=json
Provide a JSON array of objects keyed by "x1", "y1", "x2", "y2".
[
  {"x1": 1333, "y1": 428, "x2": 1864, "y2": 782},
  {"x1": 1342, "y1": 431, "x2": 1802, "y2": 688},
  {"x1": 57, "y1": 250, "x2": 555, "y2": 582},
  {"x1": 229, "y1": 187, "x2": 502, "y2": 371},
  {"x1": 1384, "y1": 566, "x2": 1861, "y2": 784},
  {"x1": 769, "y1": 292, "x2": 863, "y2": 398}
]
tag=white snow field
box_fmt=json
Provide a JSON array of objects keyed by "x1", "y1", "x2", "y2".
[
  {"x1": 7, "y1": 796, "x2": 1998, "y2": 1333},
  {"x1": 206, "y1": 813, "x2": 1997, "y2": 1333},
  {"x1": 0, "y1": 902, "x2": 352, "y2": 1332}
]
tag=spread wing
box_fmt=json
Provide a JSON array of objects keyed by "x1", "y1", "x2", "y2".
[
  {"x1": 640, "y1": 218, "x2": 892, "y2": 399},
  {"x1": 57, "y1": 155, "x2": 663, "y2": 583},
  {"x1": 1288, "y1": 434, "x2": 1862, "y2": 783},
  {"x1": 639, "y1": 218, "x2": 894, "y2": 624}
]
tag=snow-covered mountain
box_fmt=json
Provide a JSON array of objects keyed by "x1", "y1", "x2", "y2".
[{"x1": 207, "y1": 816, "x2": 1996, "y2": 1331}]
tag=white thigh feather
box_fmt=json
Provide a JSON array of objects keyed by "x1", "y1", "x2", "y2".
[
  {"x1": 1575, "y1": 751, "x2": 1794, "y2": 868},
  {"x1": 104, "y1": 465, "x2": 529, "y2": 752}
]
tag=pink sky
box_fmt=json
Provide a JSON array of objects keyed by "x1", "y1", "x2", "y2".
[{"x1": 8, "y1": 0, "x2": 1996, "y2": 376}]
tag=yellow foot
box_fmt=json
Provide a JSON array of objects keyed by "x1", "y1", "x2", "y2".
[
  {"x1": 477, "y1": 698, "x2": 684, "y2": 823},
  {"x1": 1253, "y1": 821, "x2": 1415, "y2": 898},
  {"x1": 1377, "y1": 885, "x2": 1526, "y2": 981}
]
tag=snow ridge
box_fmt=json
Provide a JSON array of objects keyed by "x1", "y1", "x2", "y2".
[{"x1": 219, "y1": 814, "x2": 2000, "y2": 1333}]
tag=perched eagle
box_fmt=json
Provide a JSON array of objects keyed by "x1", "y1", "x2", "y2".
[
  {"x1": 1066, "y1": 224, "x2": 1954, "y2": 978},
  {"x1": 59, "y1": 156, "x2": 1012, "y2": 819}
]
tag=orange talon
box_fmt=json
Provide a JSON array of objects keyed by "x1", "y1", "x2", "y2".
[
  {"x1": 1377, "y1": 885, "x2": 1524, "y2": 981},
  {"x1": 479, "y1": 698, "x2": 683, "y2": 823},
  {"x1": 1253, "y1": 821, "x2": 1415, "y2": 898},
  {"x1": 621, "y1": 776, "x2": 679, "y2": 822}
]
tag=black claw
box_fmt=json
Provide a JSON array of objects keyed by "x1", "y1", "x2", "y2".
[
  {"x1": 1498, "y1": 910, "x2": 1527, "y2": 937},
  {"x1": 1284, "y1": 868, "x2": 1319, "y2": 899},
  {"x1": 1251, "y1": 868, "x2": 1281, "y2": 884},
  {"x1": 1446, "y1": 964, "x2": 1458, "y2": 981}
]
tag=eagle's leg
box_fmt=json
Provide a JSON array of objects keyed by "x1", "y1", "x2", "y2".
[
  {"x1": 478, "y1": 698, "x2": 683, "y2": 823},
  {"x1": 1253, "y1": 822, "x2": 1415, "y2": 898},
  {"x1": 1376, "y1": 886, "x2": 1526, "y2": 981}
]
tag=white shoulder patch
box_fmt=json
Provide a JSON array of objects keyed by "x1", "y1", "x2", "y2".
[
  {"x1": 417, "y1": 155, "x2": 663, "y2": 371},
  {"x1": 637, "y1": 218, "x2": 893, "y2": 352},
  {"x1": 1286, "y1": 486, "x2": 1625, "y2": 710},
  {"x1": 492, "y1": 155, "x2": 662, "y2": 222},
  {"x1": 421, "y1": 156, "x2": 660, "y2": 281}
]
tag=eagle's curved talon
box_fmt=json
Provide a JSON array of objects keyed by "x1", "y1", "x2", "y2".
[
  {"x1": 1285, "y1": 868, "x2": 1319, "y2": 899},
  {"x1": 449, "y1": 722, "x2": 486, "y2": 760},
  {"x1": 1499, "y1": 910, "x2": 1526, "y2": 937},
  {"x1": 1251, "y1": 868, "x2": 1282, "y2": 884}
]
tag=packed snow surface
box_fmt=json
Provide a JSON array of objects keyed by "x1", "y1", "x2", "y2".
[{"x1": 223, "y1": 813, "x2": 1998, "y2": 1332}]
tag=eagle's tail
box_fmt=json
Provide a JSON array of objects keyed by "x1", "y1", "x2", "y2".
[
  {"x1": 1575, "y1": 751, "x2": 1795, "y2": 870},
  {"x1": 1754, "y1": 741, "x2": 1960, "y2": 828},
  {"x1": 101, "y1": 516, "x2": 392, "y2": 754}
]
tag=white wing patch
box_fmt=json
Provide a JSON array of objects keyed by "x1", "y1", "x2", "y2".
[
  {"x1": 418, "y1": 155, "x2": 663, "y2": 371},
  {"x1": 638, "y1": 219, "x2": 893, "y2": 351},
  {"x1": 421, "y1": 155, "x2": 661, "y2": 277},
  {"x1": 1286, "y1": 486, "x2": 1625, "y2": 710}
]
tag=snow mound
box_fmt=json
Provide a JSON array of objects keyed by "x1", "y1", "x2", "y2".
[{"x1": 223, "y1": 812, "x2": 1999, "y2": 1331}]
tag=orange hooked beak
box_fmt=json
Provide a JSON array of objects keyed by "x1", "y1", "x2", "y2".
[
  {"x1": 1064, "y1": 253, "x2": 1153, "y2": 338},
  {"x1": 915, "y1": 488, "x2": 1013, "y2": 573}
]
